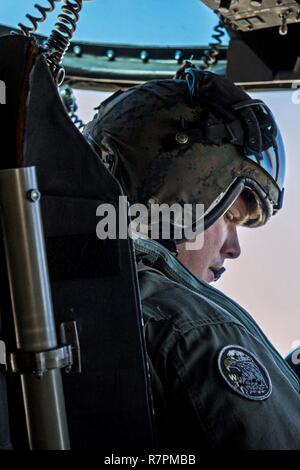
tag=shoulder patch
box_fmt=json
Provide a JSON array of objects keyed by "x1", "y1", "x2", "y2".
[{"x1": 218, "y1": 345, "x2": 272, "y2": 401}]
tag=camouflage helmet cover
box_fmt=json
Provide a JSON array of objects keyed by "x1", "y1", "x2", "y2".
[{"x1": 84, "y1": 71, "x2": 284, "y2": 233}]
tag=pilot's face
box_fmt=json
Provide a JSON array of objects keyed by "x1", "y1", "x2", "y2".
[{"x1": 177, "y1": 196, "x2": 247, "y2": 283}]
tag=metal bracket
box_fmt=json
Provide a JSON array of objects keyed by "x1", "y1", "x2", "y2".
[
  {"x1": 0, "y1": 321, "x2": 81, "y2": 377},
  {"x1": 9, "y1": 345, "x2": 73, "y2": 377},
  {"x1": 60, "y1": 321, "x2": 82, "y2": 374}
]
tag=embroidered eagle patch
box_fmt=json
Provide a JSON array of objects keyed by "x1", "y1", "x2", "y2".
[{"x1": 218, "y1": 345, "x2": 272, "y2": 401}]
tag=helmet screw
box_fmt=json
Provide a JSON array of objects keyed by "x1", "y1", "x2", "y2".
[{"x1": 175, "y1": 132, "x2": 189, "y2": 144}]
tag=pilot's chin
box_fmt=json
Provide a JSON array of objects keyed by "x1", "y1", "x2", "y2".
[{"x1": 206, "y1": 268, "x2": 215, "y2": 284}]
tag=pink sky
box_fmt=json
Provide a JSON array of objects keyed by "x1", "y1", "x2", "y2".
[{"x1": 75, "y1": 88, "x2": 300, "y2": 356}]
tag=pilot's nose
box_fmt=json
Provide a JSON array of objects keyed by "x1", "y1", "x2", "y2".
[{"x1": 222, "y1": 225, "x2": 241, "y2": 260}]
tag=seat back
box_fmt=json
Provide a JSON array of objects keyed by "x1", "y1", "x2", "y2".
[{"x1": 0, "y1": 35, "x2": 153, "y2": 449}]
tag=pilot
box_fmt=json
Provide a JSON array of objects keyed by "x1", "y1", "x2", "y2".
[{"x1": 84, "y1": 68, "x2": 300, "y2": 449}]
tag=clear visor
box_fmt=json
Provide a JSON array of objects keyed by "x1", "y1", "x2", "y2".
[{"x1": 246, "y1": 114, "x2": 286, "y2": 191}]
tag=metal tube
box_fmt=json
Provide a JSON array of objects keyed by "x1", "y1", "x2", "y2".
[{"x1": 0, "y1": 166, "x2": 70, "y2": 449}]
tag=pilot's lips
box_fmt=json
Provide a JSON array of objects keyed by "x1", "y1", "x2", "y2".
[{"x1": 209, "y1": 266, "x2": 226, "y2": 282}]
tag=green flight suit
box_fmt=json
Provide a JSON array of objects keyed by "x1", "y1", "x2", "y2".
[{"x1": 134, "y1": 235, "x2": 300, "y2": 449}]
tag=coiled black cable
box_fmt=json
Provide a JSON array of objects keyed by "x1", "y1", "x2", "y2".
[
  {"x1": 201, "y1": 19, "x2": 225, "y2": 70},
  {"x1": 18, "y1": 0, "x2": 84, "y2": 85},
  {"x1": 44, "y1": 0, "x2": 83, "y2": 84},
  {"x1": 70, "y1": 112, "x2": 85, "y2": 130},
  {"x1": 59, "y1": 83, "x2": 85, "y2": 131},
  {"x1": 18, "y1": 0, "x2": 62, "y2": 37}
]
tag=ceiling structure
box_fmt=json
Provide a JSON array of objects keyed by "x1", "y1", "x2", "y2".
[{"x1": 1, "y1": 0, "x2": 300, "y2": 91}]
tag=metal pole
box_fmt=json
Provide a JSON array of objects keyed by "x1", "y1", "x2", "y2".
[{"x1": 0, "y1": 166, "x2": 70, "y2": 449}]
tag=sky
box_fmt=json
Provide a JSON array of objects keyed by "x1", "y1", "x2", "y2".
[
  {"x1": 0, "y1": 0, "x2": 226, "y2": 46},
  {"x1": 1, "y1": 1, "x2": 299, "y2": 356}
]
